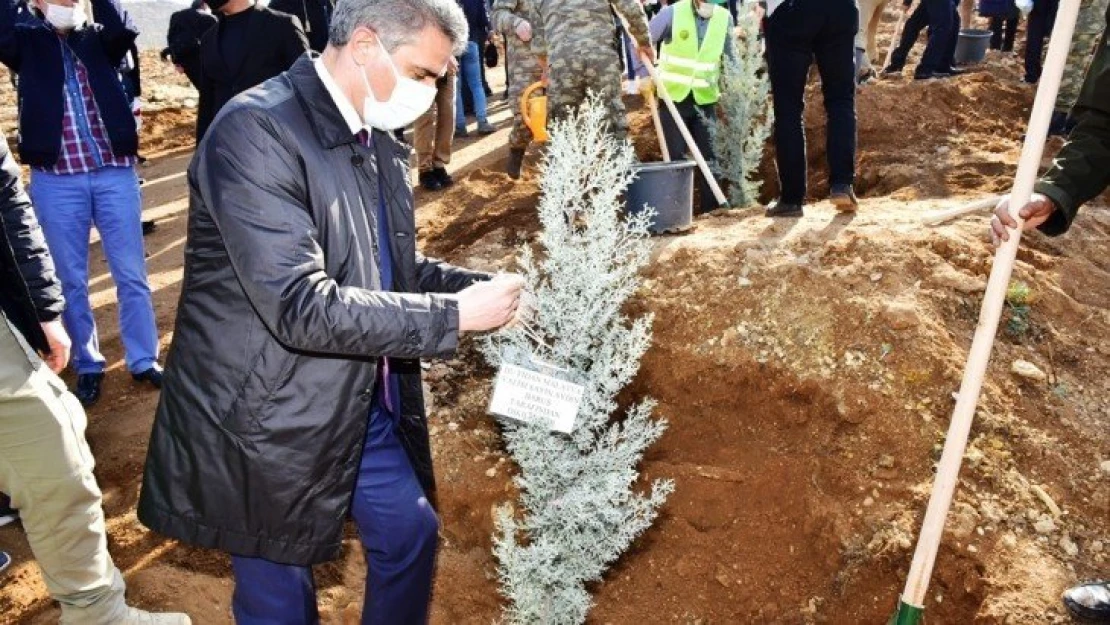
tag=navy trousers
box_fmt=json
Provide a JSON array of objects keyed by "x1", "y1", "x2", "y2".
[
  {"x1": 1025, "y1": 0, "x2": 1059, "y2": 83},
  {"x1": 764, "y1": 0, "x2": 859, "y2": 205},
  {"x1": 230, "y1": 406, "x2": 440, "y2": 625}
]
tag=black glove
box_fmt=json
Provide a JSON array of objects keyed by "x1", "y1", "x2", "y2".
[{"x1": 485, "y1": 42, "x2": 499, "y2": 68}]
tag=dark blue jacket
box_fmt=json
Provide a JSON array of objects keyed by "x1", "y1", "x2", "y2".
[
  {"x1": 0, "y1": 0, "x2": 139, "y2": 168},
  {"x1": 457, "y1": 0, "x2": 490, "y2": 44}
]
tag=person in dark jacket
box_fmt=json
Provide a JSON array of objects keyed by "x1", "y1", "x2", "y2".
[
  {"x1": 1, "y1": 0, "x2": 163, "y2": 407},
  {"x1": 137, "y1": 0, "x2": 526, "y2": 621},
  {"x1": 979, "y1": 0, "x2": 1019, "y2": 51},
  {"x1": 1024, "y1": 0, "x2": 1060, "y2": 83},
  {"x1": 883, "y1": 0, "x2": 964, "y2": 79},
  {"x1": 0, "y1": 140, "x2": 191, "y2": 625},
  {"x1": 990, "y1": 10, "x2": 1109, "y2": 620},
  {"x1": 161, "y1": 0, "x2": 218, "y2": 89},
  {"x1": 270, "y1": 0, "x2": 333, "y2": 52},
  {"x1": 194, "y1": 0, "x2": 309, "y2": 141}
]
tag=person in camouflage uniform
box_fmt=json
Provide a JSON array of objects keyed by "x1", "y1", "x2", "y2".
[
  {"x1": 492, "y1": 0, "x2": 546, "y2": 179},
  {"x1": 535, "y1": 0, "x2": 654, "y2": 140},
  {"x1": 1051, "y1": 0, "x2": 1110, "y2": 136}
]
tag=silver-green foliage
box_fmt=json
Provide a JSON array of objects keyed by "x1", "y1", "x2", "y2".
[
  {"x1": 483, "y1": 98, "x2": 674, "y2": 625},
  {"x1": 711, "y1": 6, "x2": 773, "y2": 208}
]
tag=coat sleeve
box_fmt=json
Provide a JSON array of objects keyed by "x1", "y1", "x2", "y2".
[
  {"x1": 1034, "y1": 32, "x2": 1110, "y2": 236},
  {"x1": 90, "y1": 0, "x2": 138, "y2": 63},
  {"x1": 195, "y1": 107, "x2": 462, "y2": 359},
  {"x1": 490, "y1": 0, "x2": 525, "y2": 35},
  {"x1": 0, "y1": 0, "x2": 23, "y2": 70},
  {"x1": 611, "y1": 0, "x2": 651, "y2": 49},
  {"x1": 0, "y1": 144, "x2": 64, "y2": 322},
  {"x1": 416, "y1": 254, "x2": 491, "y2": 294}
]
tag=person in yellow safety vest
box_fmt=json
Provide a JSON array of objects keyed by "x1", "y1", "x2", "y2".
[{"x1": 649, "y1": 0, "x2": 736, "y2": 214}]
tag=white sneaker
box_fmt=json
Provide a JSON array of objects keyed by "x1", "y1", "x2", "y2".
[{"x1": 118, "y1": 607, "x2": 192, "y2": 625}]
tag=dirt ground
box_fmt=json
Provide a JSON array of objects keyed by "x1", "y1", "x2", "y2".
[{"x1": 2, "y1": 13, "x2": 1109, "y2": 625}]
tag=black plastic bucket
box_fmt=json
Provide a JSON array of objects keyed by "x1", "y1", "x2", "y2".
[
  {"x1": 625, "y1": 160, "x2": 696, "y2": 235},
  {"x1": 955, "y1": 29, "x2": 992, "y2": 65}
]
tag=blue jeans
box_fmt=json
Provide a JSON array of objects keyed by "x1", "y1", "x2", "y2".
[
  {"x1": 28, "y1": 167, "x2": 158, "y2": 375},
  {"x1": 455, "y1": 40, "x2": 488, "y2": 128},
  {"x1": 230, "y1": 407, "x2": 439, "y2": 624}
]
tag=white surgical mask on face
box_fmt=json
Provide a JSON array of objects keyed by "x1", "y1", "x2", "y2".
[
  {"x1": 45, "y1": 2, "x2": 87, "y2": 31},
  {"x1": 696, "y1": 2, "x2": 715, "y2": 19},
  {"x1": 358, "y1": 38, "x2": 438, "y2": 131}
]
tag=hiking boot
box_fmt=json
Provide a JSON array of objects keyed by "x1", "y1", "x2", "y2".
[
  {"x1": 132, "y1": 364, "x2": 163, "y2": 389},
  {"x1": 418, "y1": 170, "x2": 445, "y2": 192},
  {"x1": 506, "y1": 148, "x2": 525, "y2": 180},
  {"x1": 75, "y1": 373, "x2": 105, "y2": 407},
  {"x1": 1062, "y1": 580, "x2": 1110, "y2": 623},
  {"x1": 454, "y1": 126, "x2": 470, "y2": 139},
  {"x1": 433, "y1": 167, "x2": 454, "y2": 188},
  {"x1": 881, "y1": 65, "x2": 903, "y2": 77},
  {"x1": 765, "y1": 201, "x2": 804, "y2": 218},
  {"x1": 477, "y1": 121, "x2": 496, "y2": 135},
  {"x1": 830, "y1": 184, "x2": 859, "y2": 213}
]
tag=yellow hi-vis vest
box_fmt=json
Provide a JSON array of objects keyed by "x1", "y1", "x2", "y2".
[{"x1": 659, "y1": 0, "x2": 729, "y2": 105}]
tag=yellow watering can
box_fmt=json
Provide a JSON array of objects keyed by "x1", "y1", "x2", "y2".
[{"x1": 520, "y1": 81, "x2": 548, "y2": 143}]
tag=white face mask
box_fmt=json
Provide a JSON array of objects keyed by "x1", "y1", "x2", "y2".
[
  {"x1": 358, "y1": 38, "x2": 438, "y2": 131},
  {"x1": 696, "y1": 2, "x2": 715, "y2": 19},
  {"x1": 45, "y1": 2, "x2": 86, "y2": 31}
]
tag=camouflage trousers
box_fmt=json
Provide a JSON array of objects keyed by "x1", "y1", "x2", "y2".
[
  {"x1": 507, "y1": 41, "x2": 544, "y2": 150},
  {"x1": 546, "y1": 49, "x2": 628, "y2": 140},
  {"x1": 1056, "y1": 0, "x2": 1110, "y2": 112}
]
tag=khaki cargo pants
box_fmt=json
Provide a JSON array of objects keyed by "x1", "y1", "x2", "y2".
[{"x1": 0, "y1": 317, "x2": 129, "y2": 624}]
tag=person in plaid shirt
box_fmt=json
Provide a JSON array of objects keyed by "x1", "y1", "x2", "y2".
[{"x1": 1, "y1": 0, "x2": 162, "y2": 406}]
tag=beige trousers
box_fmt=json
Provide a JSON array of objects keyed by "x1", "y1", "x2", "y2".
[
  {"x1": 0, "y1": 317, "x2": 129, "y2": 624},
  {"x1": 414, "y1": 68, "x2": 458, "y2": 172}
]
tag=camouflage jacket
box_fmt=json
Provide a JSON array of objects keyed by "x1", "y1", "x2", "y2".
[
  {"x1": 535, "y1": 0, "x2": 651, "y2": 58},
  {"x1": 1035, "y1": 6, "x2": 1110, "y2": 235},
  {"x1": 491, "y1": 0, "x2": 547, "y2": 55}
]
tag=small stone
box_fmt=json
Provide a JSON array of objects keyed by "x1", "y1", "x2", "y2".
[
  {"x1": 1001, "y1": 533, "x2": 1018, "y2": 548},
  {"x1": 870, "y1": 272, "x2": 883, "y2": 282},
  {"x1": 1060, "y1": 535, "x2": 1079, "y2": 557},
  {"x1": 485, "y1": 467, "x2": 498, "y2": 478},
  {"x1": 447, "y1": 422, "x2": 460, "y2": 432},
  {"x1": 738, "y1": 276, "x2": 753, "y2": 288},
  {"x1": 429, "y1": 426, "x2": 440, "y2": 437},
  {"x1": 1034, "y1": 516, "x2": 1057, "y2": 535},
  {"x1": 931, "y1": 265, "x2": 986, "y2": 293},
  {"x1": 1089, "y1": 540, "x2": 1104, "y2": 554},
  {"x1": 1011, "y1": 359, "x2": 1047, "y2": 382},
  {"x1": 882, "y1": 300, "x2": 920, "y2": 330},
  {"x1": 1100, "y1": 460, "x2": 1110, "y2": 476},
  {"x1": 863, "y1": 497, "x2": 874, "y2": 507}
]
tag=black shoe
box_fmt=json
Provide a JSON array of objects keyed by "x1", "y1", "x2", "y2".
[
  {"x1": 914, "y1": 71, "x2": 949, "y2": 80},
  {"x1": 454, "y1": 126, "x2": 470, "y2": 139},
  {"x1": 939, "y1": 67, "x2": 966, "y2": 76},
  {"x1": 881, "y1": 65, "x2": 903, "y2": 77},
  {"x1": 419, "y1": 170, "x2": 446, "y2": 192},
  {"x1": 765, "y1": 201, "x2": 804, "y2": 218},
  {"x1": 0, "y1": 551, "x2": 10, "y2": 575},
  {"x1": 433, "y1": 167, "x2": 454, "y2": 188},
  {"x1": 1062, "y1": 580, "x2": 1110, "y2": 622},
  {"x1": 75, "y1": 373, "x2": 105, "y2": 407},
  {"x1": 477, "y1": 121, "x2": 497, "y2": 135},
  {"x1": 506, "y1": 148, "x2": 525, "y2": 180},
  {"x1": 142, "y1": 220, "x2": 157, "y2": 236},
  {"x1": 132, "y1": 364, "x2": 163, "y2": 389},
  {"x1": 830, "y1": 184, "x2": 859, "y2": 213}
]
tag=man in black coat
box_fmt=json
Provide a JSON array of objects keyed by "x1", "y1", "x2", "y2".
[
  {"x1": 194, "y1": 0, "x2": 309, "y2": 141},
  {"x1": 0, "y1": 140, "x2": 190, "y2": 624},
  {"x1": 138, "y1": 0, "x2": 526, "y2": 620},
  {"x1": 161, "y1": 0, "x2": 218, "y2": 89},
  {"x1": 269, "y1": 0, "x2": 334, "y2": 52}
]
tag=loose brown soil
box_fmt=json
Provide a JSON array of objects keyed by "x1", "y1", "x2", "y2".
[{"x1": 2, "y1": 19, "x2": 1109, "y2": 625}]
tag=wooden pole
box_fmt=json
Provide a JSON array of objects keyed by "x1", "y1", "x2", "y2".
[
  {"x1": 921, "y1": 196, "x2": 1001, "y2": 226},
  {"x1": 640, "y1": 54, "x2": 729, "y2": 207},
  {"x1": 648, "y1": 94, "x2": 671, "y2": 162},
  {"x1": 896, "y1": 0, "x2": 1082, "y2": 616}
]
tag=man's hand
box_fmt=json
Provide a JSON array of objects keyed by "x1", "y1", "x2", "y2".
[
  {"x1": 174, "y1": 64, "x2": 186, "y2": 74},
  {"x1": 515, "y1": 19, "x2": 533, "y2": 43},
  {"x1": 455, "y1": 274, "x2": 525, "y2": 333},
  {"x1": 990, "y1": 193, "x2": 1057, "y2": 246},
  {"x1": 639, "y1": 45, "x2": 656, "y2": 65},
  {"x1": 39, "y1": 319, "x2": 71, "y2": 374}
]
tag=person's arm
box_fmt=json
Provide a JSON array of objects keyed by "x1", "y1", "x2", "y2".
[
  {"x1": 278, "y1": 11, "x2": 309, "y2": 69},
  {"x1": 416, "y1": 256, "x2": 492, "y2": 295},
  {"x1": 1033, "y1": 33, "x2": 1110, "y2": 235},
  {"x1": 0, "y1": 144, "x2": 64, "y2": 324},
  {"x1": 648, "y1": 4, "x2": 673, "y2": 44},
  {"x1": 90, "y1": 0, "x2": 138, "y2": 63},
  {"x1": 195, "y1": 107, "x2": 468, "y2": 359},
  {"x1": 611, "y1": 0, "x2": 652, "y2": 51}
]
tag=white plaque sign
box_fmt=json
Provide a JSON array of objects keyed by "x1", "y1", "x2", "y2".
[{"x1": 489, "y1": 362, "x2": 585, "y2": 434}]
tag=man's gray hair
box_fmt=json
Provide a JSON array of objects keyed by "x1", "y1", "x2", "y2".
[{"x1": 329, "y1": 0, "x2": 469, "y2": 56}]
